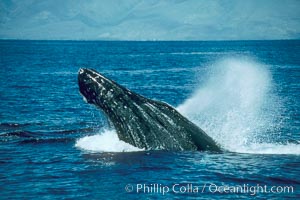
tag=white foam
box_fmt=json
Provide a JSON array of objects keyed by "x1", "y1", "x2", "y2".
[
  {"x1": 75, "y1": 129, "x2": 143, "y2": 152},
  {"x1": 178, "y1": 57, "x2": 300, "y2": 155},
  {"x1": 76, "y1": 57, "x2": 299, "y2": 155},
  {"x1": 236, "y1": 142, "x2": 300, "y2": 155}
]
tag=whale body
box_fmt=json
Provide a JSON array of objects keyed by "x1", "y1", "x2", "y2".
[{"x1": 78, "y1": 68, "x2": 221, "y2": 152}]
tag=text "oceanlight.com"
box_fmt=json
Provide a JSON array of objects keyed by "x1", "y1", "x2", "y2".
[{"x1": 125, "y1": 183, "x2": 294, "y2": 196}]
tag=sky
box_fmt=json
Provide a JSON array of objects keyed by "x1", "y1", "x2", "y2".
[{"x1": 0, "y1": 0, "x2": 299, "y2": 40}]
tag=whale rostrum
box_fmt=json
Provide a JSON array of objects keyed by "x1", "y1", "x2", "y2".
[{"x1": 78, "y1": 68, "x2": 221, "y2": 152}]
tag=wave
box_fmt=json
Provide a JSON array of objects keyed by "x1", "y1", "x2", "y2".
[
  {"x1": 0, "y1": 128, "x2": 95, "y2": 144},
  {"x1": 119, "y1": 51, "x2": 235, "y2": 57},
  {"x1": 40, "y1": 71, "x2": 77, "y2": 75},
  {"x1": 0, "y1": 131, "x2": 73, "y2": 144},
  {"x1": 235, "y1": 142, "x2": 300, "y2": 155},
  {"x1": 0, "y1": 128, "x2": 93, "y2": 137},
  {"x1": 0, "y1": 122, "x2": 35, "y2": 128},
  {"x1": 169, "y1": 51, "x2": 233, "y2": 55},
  {"x1": 0, "y1": 131, "x2": 38, "y2": 138},
  {"x1": 19, "y1": 138, "x2": 74, "y2": 144}
]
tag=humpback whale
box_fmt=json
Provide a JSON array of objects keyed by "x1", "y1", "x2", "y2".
[{"x1": 78, "y1": 68, "x2": 221, "y2": 152}]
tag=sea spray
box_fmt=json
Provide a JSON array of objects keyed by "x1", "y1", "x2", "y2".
[
  {"x1": 76, "y1": 57, "x2": 299, "y2": 154},
  {"x1": 178, "y1": 57, "x2": 299, "y2": 154}
]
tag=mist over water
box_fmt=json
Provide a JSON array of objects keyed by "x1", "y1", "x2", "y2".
[{"x1": 178, "y1": 58, "x2": 299, "y2": 154}]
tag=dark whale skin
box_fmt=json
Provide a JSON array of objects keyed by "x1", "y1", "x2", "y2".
[{"x1": 78, "y1": 68, "x2": 221, "y2": 152}]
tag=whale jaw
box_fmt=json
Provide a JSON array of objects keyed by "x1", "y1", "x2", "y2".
[{"x1": 78, "y1": 68, "x2": 221, "y2": 152}]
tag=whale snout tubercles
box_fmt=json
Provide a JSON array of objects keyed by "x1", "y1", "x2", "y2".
[
  {"x1": 79, "y1": 68, "x2": 85, "y2": 74},
  {"x1": 78, "y1": 68, "x2": 119, "y2": 109},
  {"x1": 78, "y1": 68, "x2": 101, "y2": 104}
]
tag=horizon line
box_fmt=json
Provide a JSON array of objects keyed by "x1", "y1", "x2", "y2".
[{"x1": 0, "y1": 38, "x2": 299, "y2": 42}]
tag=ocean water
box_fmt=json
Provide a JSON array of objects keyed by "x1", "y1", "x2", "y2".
[{"x1": 0, "y1": 40, "x2": 299, "y2": 199}]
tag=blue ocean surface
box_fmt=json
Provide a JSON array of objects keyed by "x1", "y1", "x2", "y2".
[{"x1": 0, "y1": 40, "x2": 299, "y2": 199}]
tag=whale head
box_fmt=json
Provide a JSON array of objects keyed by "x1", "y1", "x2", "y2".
[
  {"x1": 78, "y1": 68, "x2": 146, "y2": 148},
  {"x1": 78, "y1": 68, "x2": 127, "y2": 106}
]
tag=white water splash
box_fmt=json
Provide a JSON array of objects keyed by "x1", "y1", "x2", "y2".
[
  {"x1": 178, "y1": 57, "x2": 300, "y2": 155},
  {"x1": 236, "y1": 143, "x2": 300, "y2": 155},
  {"x1": 75, "y1": 129, "x2": 143, "y2": 152},
  {"x1": 76, "y1": 57, "x2": 299, "y2": 155}
]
